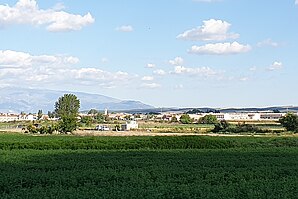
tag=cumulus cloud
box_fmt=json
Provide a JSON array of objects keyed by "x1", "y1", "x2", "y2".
[
  {"x1": 153, "y1": 69, "x2": 166, "y2": 76},
  {"x1": 169, "y1": 57, "x2": 184, "y2": 66},
  {"x1": 146, "y1": 63, "x2": 155, "y2": 68},
  {"x1": 0, "y1": 0, "x2": 94, "y2": 32},
  {"x1": 116, "y1": 25, "x2": 134, "y2": 32},
  {"x1": 0, "y1": 50, "x2": 135, "y2": 89},
  {"x1": 268, "y1": 61, "x2": 283, "y2": 71},
  {"x1": 257, "y1": 39, "x2": 279, "y2": 48},
  {"x1": 0, "y1": 50, "x2": 78, "y2": 68},
  {"x1": 296, "y1": 0, "x2": 298, "y2": 5},
  {"x1": 177, "y1": 19, "x2": 239, "y2": 41},
  {"x1": 140, "y1": 83, "x2": 161, "y2": 89},
  {"x1": 172, "y1": 66, "x2": 218, "y2": 77},
  {"x1": 189, "y1": 42, "x2": 251, "y2": 55},
  {"x1": 141, "y1": 76, "x2": 154, "y2": 81}
]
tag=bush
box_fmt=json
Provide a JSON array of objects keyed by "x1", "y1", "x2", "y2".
[
  {"x1": 26, "y1": 124, "x2": 57, "y2": 134},
  {"x1": 279, "y1": 113, "x2": 298, "y2": 132},
  {"x1": 179, "y1": 114, "x2": 193, "y2": 124},
  {"x1": 199, "y1": 115, "x2": 218, "y2": 124}
]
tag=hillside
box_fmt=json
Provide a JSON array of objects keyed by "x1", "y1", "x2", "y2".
[{"x1": 0, "y1": 87, "x2": 154, "y2": 113}]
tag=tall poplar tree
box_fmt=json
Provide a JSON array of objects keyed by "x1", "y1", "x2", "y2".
[{"x1": 54, "y1": 94, "x2": 80, "y2": 133}]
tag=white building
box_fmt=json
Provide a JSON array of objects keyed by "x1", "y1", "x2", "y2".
[
  {"x1": 0, "y1": 113, "x2": 19, "y2": 122},
  {"x1": 212, "y1": 112, "x2": 286, "y2": 121},
  {"x1": 121, "y1": 121, "x2": 138, "y2": 131},
  {"x1": 0, "y1": 113, "x2": 37, "y2": 122}
]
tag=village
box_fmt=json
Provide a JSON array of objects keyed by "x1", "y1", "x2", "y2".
[
  {"x1": 0, "y1": 109, "x2": 294, "y2": 132},
  {"x1": 0, "y1": 110, "x2": 290, "y2": 122}
]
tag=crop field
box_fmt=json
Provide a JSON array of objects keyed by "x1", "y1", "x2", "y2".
[{"x1": 0, "y1": 133, "x2": 297, "y2": 198}]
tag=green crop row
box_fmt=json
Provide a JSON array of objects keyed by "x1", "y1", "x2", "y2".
[
  {"x1": 0, "y1": 133, "x2": 297, "y2": 150},
  {"x1": 0, "y1": 148, "x2": 297, "y2": 199}
]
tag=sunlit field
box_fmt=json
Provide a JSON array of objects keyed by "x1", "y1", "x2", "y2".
[{"x1": 0, "y1": 133, "x2": 297, "y2": 198}]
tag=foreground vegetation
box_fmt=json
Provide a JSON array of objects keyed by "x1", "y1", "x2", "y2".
[
  {"x1": 0, "y1": 133, "x2": 297, "y2": 198},
  {"x1": 1, "y1": 148, "x2": 297, "y2": 199},
  {"x1": 0, "y1": 133, "x2": 297, "y2": 150}
]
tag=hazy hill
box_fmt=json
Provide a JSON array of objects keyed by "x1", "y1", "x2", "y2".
[
  {"x1": 123, "y1": 106, "x2": 298, "y2": 114},
  {"x1": 0, "y1": 87, "x2": 154, "y2": 113}
]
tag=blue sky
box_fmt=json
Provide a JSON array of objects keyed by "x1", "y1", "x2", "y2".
[{"x1": 0, "y1": 0, "x2": 297, "y2": 108}]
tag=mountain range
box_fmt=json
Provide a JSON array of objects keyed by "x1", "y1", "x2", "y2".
[
  {"x1": 123, "y1": 107, "x2": 298, "y2": 114},
  {"x1": 0, "y1": 87, "x2": 154, "y2": 113}
]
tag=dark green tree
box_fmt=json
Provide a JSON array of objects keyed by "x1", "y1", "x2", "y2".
[
  {"x1": 80, "y1": 116, "x2": 93, "y2": 126},
  {"x1": 88, "y1": 109, "x2": 99, "y2": 115},
  {"x1": 212, "y1": 120, "x2": 230, "y2": 133},
  {"x1": 199, "y1": 115, "x2": 218, "y2": 124},
  {"x1": 279, "y1": 113, "x2": 298, "y2": 132},
  {"x1": 47, "y1": 111, "x2": 54, "y2": 119},
  {"x1": 37, "y1": 109, "x2": 43, "y2": 120},
  {"x1": 170, "y1": 116, "x2": 178, "y2": 123},
  {"x1": 180, "y1": 114, "x2": 193, "y2": 124},
  {"x1": 54, "y1": 94, "x2": 80, "y2": 133},
  {"x1": 95, "y1": 112, "x2": 105, "y2": 123}
]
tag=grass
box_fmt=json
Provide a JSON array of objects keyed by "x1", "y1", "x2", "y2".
[{"x1": 0, "y1": 133, "x2": 297, "y2": 198}]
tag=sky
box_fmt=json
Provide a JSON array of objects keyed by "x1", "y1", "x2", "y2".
[{"x1": 0, "y1": 0, "x2": 297, "y2": 108}]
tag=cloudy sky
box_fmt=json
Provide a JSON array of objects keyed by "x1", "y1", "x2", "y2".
[{"x1": 0, "y1": 0, "x2": 297, "y2": 108}]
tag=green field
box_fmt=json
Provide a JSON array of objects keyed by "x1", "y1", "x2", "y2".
[{"x1": 0, "y1": 133, "x2": 297, "y2": 198}]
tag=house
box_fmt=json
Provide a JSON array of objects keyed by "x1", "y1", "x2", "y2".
[
  {"x1": 95, "y1": 125, "x2": 110, "y2": 131},
  {"x1": 121, "y1": 121, "x2": 138, "y2": 131},
  {"x1": 0, "y1": 113, "x2": 19, "y2": 122}
]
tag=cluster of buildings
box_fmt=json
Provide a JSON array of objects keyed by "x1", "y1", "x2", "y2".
[
  {"x1": 186, "y1": 112, "x2": 287, "y2": 122},
  {"x1": 0, "y1": 113, "x2": 38, "y2": 122},
  {"x1": 105, "y1": 112, "x2": 291, "y2": 122},
  {"x1": 0, "y1": 111, "x2": 295, "y2": 124}
]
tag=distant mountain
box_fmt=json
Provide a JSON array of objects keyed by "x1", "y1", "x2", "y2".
[
  {"x1": 123, "y1": 106, "x2": 298, "y2": 114},
  {"x1": 0, "y1": 87, "x2": 154, "y2": 113}
]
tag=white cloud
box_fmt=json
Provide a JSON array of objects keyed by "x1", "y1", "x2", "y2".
[
  {"x1": 153, "y1": 69, "x2": 166, "y2": 76},
  {"x1": 0, "y1": 50, "x2": 78, "y2": 68},
  {"x1": 257, "y1": 39, "x2": 279, "y2": 48},
  {"x1": 63, "y1": 56, "x2": 79, "y2": 65},
  {"x1": 268, "y1": 61, "x2": 283, "y2": 71},
  {"x1": 0, "y1": 0, "x2": 94, "y2": 32},
  {"x1": 116, "y1": 25, "x2": 134, "y2": 32},
  {"x1": 52, "y1": 2, "x2": 65, "y2": 11},
  {"x1": 141, "y1": 76, "x2": 154, "y2": 81},
  {"x1": 141, "y1": 83, "x2": 161, "y2": 89},
  {"x1": 0, "y1": 50, "x2": 136, "y2": 89},
  {"x1": 189, "y1": 42, "x2": 251, "y2": 55},
  {"x1": 295, "y1": 0, "x2": 298, "y2": 5},
  {"x1": 172, "y1": 66, "x2": 218, "y2": 77},
  {"x1": 177, "y1": 19, "x2": 239, "y2": 41},
  {"x1": 146, "y1": 63, "x2": 156, "y2": 68},
  {"x1": 71, "y1": 68, "x2": 130, "y2": 82},
  {"x1": 169, "y1": 57, "x2": 184, "y2": 66}
]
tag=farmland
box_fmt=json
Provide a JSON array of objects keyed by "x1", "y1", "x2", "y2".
[{"x1": 0, "y1": 133, "x2": 298, "y2": 198}]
